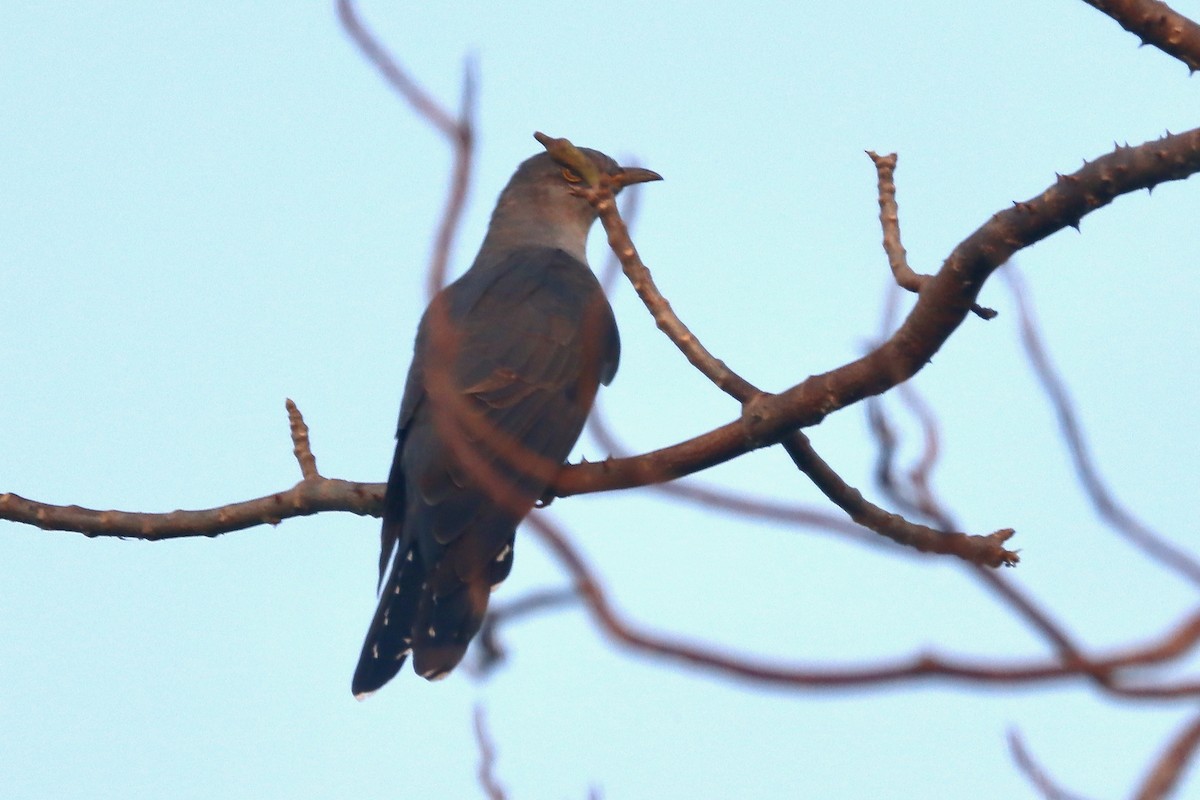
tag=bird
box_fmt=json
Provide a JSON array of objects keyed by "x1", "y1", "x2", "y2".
[{"x1": 352, "y1": 139, "x2": 661, "y2": 697}]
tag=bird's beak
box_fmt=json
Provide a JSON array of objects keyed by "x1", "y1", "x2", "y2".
[{"x1": 613, "y1": 166, "x2": 663, "y2": 188}]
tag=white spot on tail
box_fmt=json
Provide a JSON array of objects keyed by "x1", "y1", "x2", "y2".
[
  {"x1": 421, "y1": 666, "x2": 451, "y2": 681},
  {"x1": 495, "y1": 544, "x2": 512, "y2": 562}
]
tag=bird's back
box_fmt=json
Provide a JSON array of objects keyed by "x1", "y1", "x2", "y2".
[{"x1": 352, "y1": 246, "x2": 618, "y2": 695}]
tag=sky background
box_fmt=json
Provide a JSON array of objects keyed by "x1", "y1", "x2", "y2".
[{"x1": 2, "y1": 2, "x2": 1198, "y2": 798}]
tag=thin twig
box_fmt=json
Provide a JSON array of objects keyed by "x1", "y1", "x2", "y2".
[
  {"x1": 1003, "y1": 266, "x2": 1200, "y2": 587},
  {"x1": 867, "y1": 151, "x2": 996, "y2": 320},
  {"x1": 526, "y1": 512, "x2": 1197, "y2": 693},
  {"x1": 473, "y1": 705, "x2": 507, "y2": 800},
  {"x1": 1008, "y1": 729, "x2": 1096, "y2": 800},
  {"x1": 599, "y1": 168, "x2": 644, "y2": 296},
  {"x1": 474, "y1": 588, "x2": 580, "y2": 672},
  {"x1": 286, "y1": 398, "x2": 320, "y2": 479},
  {"x1": 336, "y1": 0, "x2": 475, "y2": 297},
  {"x1": 782, "y1": 433, "x2": 1017, "y2": 567},
  {"x1": 586, "y1": 403, "x2": 902, "y2": 552}
]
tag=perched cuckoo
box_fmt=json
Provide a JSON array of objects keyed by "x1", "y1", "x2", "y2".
[{"x1": 352, "y1": 142, "x2": 660, "y2": 697}]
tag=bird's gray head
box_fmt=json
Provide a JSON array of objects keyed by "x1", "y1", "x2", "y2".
[{"x1": 480, "y1": 148, "x2": 661, "y2": 264}]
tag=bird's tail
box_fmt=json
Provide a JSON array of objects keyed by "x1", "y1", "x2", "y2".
[
  {"x1": 409, "y1": 562, "x2": 495, "y2": 681},
  {"x1": 351, "y1": 547, "x2": 426, "y2": 699}
]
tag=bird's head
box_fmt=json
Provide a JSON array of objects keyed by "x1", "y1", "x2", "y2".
[{"x1": 482, "y1": 136, "x2": 661, "y2": 263}]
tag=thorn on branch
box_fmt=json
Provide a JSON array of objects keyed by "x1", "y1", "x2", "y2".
[{"x1": 1079, "y1": 0, "x2": 1200, "y2": 73}]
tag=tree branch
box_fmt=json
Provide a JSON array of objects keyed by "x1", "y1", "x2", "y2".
[
  {"x1": 1134, "y1": 712, "x2": 1200, "y2": 800},
  {"x1": 867, "y1": 150, "x2": 995, "y2": 320},
  {"x1": 551, "y1": 127, "x2": 1200, "y2": 496},
  {"x1": 1081, "y1": 0, "x2": 1200, "y2": 72},
  {"x1": 336, "y1": 0, "x2": 475, "y2": 298},
  {"x1": 473, "y1": 705, "x2": 508, "y2": 800},
  {"x1": 1, "y1": 401, "x2": 383, "y2": 539},
  {"x1": 1002, "y1": 265, "x2": 1200, "y2": 587},
  {"x1": 527, "y1": 511, "x2": 1200, "y2": 694},
  {"x1": 1008, "y1": 729, "x2": 1095, "y2": 800},
  {"x1": 538, "y1": 131, "x2": 1019, "y2": 567}
]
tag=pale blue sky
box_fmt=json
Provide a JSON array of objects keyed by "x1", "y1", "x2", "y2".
[{"x1": 2, "y1": 2, "x2": 1198, "y2": 798}]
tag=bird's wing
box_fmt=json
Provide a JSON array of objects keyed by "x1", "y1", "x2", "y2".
[
  {"x1": 375, "y1": 340, "x2": 431, "y2": 588},
  {"x1": 406, "y1": 248, "x2": 616, "y2": 676},
  {"x1": 356, "y1": 247, "x2": 619, "y2": 689},
  {"x1": 423, "y1": 247, "x2": 618, "y2": 540}
]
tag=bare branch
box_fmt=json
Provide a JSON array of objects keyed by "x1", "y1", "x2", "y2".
[
  {"x1": 535, "y1": 132, "x2": 759, "y2": 405},
  {"x1": 1002, "y1": 266, "x2": 1200, "y2": 587},
  {"x1": 473, "y1": 705, "x2": 508, "y2": 800},
  {"x1": 867, "y1": 151, "x2": 996, "y2": 320},
  {"x1": 0, "y1": 479, "x2": 381, "y2": 540},
  {"x1": 336, "y1": 0, "x2": 457, "y2": 136},
  {"x1": 538, "y1": 132, "x2": 1018, "y2": 567},
  {"x1": 1134, "y1": 712, "x2": 1200, "y2": 800},
  {"x1": 782, "y1": 433, "x2": 1017, "y2": 567},
  {"x1": 527, "y1": 513, "x2": 1200, "y2": 693},
  {"x1": 0, "y1": 401, "x2": 381, "y2": 539},
  {"x1": 1081, "y1": 0, "x2": 1200, "y2": 72},
  {"x1": 474, "y1": 588, "x2": 580, "y2": 673},
  {"x1": 1008, "y1": 729, "x2": 1096, "y2": 800},
  {"x1": 552, "y1": 127, "x2": 1200, "y2": 496},
  {"x1": 598, "y1": 175, "x2": 643, "y2": 295},
  {"x1": 337, "y1": 0, "x2": 476, "y2": 297},
  {"x1": 585, "y1": 403, "x2": 903, "y2": 553}
]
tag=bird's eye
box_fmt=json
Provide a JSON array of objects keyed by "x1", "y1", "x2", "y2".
[{"x1": 561, "y1": 167, "x2": 583, "y2": 183}]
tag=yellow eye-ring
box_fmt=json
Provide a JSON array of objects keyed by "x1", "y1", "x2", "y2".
[{"x1": 561, "y1": 167, "x2": 583, "y2": 183}]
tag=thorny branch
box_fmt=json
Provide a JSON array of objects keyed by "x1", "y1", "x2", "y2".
[
  {"x1": 4, "y1": 0, "x2": 1200, "y2": 795},
  {"x1": 867, "y1": 151, "x2": 996, "y2": 320},
  {"x1": 537, "y1": 130, "x2": 1018, "y2": 567},
  {"x1": 1081, "y1": 0, "x2": 1200, "y2": 72},
  {"x1": 549, "y1": 124, "x2": 1200, "y2": 499},
  {"x1": 5, "y1": 128, "x2": 1198, "y2": 547}
]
